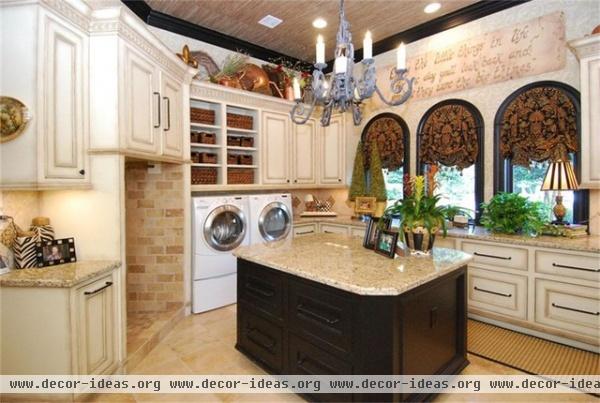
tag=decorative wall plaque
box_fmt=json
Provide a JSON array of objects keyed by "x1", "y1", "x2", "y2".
[
  {"x1": 499, "y1": 85, "x2": 578, "y2": 166},
  {"x1": 362, "y1": 114, "x2": 407, "y2": 171},
  {"x1": 418, "y1": 102, "x2": 481, "y2": 170}
]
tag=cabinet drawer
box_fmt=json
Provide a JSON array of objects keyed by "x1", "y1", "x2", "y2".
[
  {"x1": 462, "y1": 241, "x2": 528, "y2": 271},
  {"x1": 468, "y1": 268, "x2": 527, "y2": 320},
  {"x1": 238, "y1": 261, "x2": 284, "y2": 321},
  {"x1": 535, "y1": 250, "x2": 600, "y2": 282},
  {"x1": 535, "y1": 279, "x2": 600, "y2": 342},
  {"x1": 435, "y1": 237, "x2": 456, "y2": 249},
  {"x1": 349, "y1": 226, "x2": 366, "y2": 238},
  {"x1": 293, "y1": 224, "x2": 317, "y2": 237},
  {"x1": 319, "y1": 223, "x2": 348, "y2": 235},
  {"x1": 237, "y1": 309, "x2": 284, "y2": 372},
  {"x1": 289, "y1": 279, "x2": 354, "y2": 355}
]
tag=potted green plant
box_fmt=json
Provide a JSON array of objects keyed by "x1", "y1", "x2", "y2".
[
  {"x1": 480, "y1": 192, "x2": 548, "y2": 236},
  {"x1": 383, "y1": 176, "x2": 447, "y2": 255},
  {"x1": 443, "y1": 205, "x2": 473, "y2": 228}
]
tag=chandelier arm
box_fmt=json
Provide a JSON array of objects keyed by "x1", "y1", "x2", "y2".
[
  {"x1": 290, "y1": 98, "x2": 318, "y2": 125},
  {"x1": 374, "y1": 68, "x2": 415, "y2": 106}
]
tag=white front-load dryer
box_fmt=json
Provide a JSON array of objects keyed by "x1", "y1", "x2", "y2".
[
  {"x1": 192, "y1": 195, "x2": 249, "y2": 313},
  {"x1": 248, "y1": 193, "x2": 293, "y2": 245}
]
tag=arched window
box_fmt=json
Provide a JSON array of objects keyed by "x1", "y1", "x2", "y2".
[
  {"x1": 361, "y1": 113, "x2": 410, "y2": 201},
  {"x1": 417, "y1": 100, "x2": 484, "y2": 221},
  {"x1": 494, "y1": 81, "x2": 588, "y2": 224}
]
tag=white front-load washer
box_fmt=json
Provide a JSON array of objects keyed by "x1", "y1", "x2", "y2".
[
  {"x1": 248, "y1": 193, "x2": 293, "y2": 244},
  {"x1": 192, "y1": 195, "x2": 249, "y2": 313}
]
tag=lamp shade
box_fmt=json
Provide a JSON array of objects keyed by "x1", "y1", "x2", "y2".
[{"x1": 540, "y1": 160, "x2": 579, "y2": 191}]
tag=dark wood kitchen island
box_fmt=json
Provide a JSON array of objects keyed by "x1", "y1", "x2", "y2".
[{"x1": 233, "y1": 234, "x2": 473, "y2": 402}]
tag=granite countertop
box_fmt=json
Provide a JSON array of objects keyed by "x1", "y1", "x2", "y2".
[
  {"x1": 292, "y1": 216, "x2": 600, "y2": 253},
  {"x1": 0, "y1": 261, "x2": 120, "y2": 288},
  {"x1": 233, "y1": 234, "x2": 472, "y2": 296}
]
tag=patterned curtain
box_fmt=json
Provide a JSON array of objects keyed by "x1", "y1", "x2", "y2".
[
  {"x1": 499, "y1": 86, "x2": 578, "y2": 167},
  {"x1": 418, "y1": 103, "x2": 480, "y2": 170},
  {"x1": 362, "y1": 115, "x2": 406, "y2": 171}
]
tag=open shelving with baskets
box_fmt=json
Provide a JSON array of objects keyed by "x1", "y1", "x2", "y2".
[{"x1": 189, "y1": 98, "x2": 259, "y2": 187}]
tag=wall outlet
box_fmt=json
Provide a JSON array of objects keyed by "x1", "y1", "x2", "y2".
[{"x1": 148, "y1": 163, "x2": 161, "y2": 174}]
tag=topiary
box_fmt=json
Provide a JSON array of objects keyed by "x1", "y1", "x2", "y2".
[
  {"x1": 368, "y1": 139, "x2": 387, "y2": 202},
  {"x1": 348, "y1": 141, "x2": 367, "y2": 201}
]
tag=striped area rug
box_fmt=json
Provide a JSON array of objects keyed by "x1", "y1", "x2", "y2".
[{"x1": 468, "y1": 319, "x2": 599, "y2": 375}]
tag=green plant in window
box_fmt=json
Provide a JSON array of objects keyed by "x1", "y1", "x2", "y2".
[
  {"x1": 368, "y1": 140, "x2": 387, "y2": 202},
  {"x1": 480, "y1": 192, "x2": 548, "y2": 236},
  {"x1": 443, "y1": 205, "x2": 473, "y2": 221},
  {"x1": 348, "y1": 141, "x2": 367, "y2": 201}
]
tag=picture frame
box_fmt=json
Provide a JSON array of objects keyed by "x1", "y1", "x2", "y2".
[
  {"x1": 362, "y1": 217, "x2": 381, "y2": 249},
  {"x1": 354, "y1": 196, "x2": 377, "y2": 215},
  {"x1": 375, "y1": 230, "x2": 399, "y2": 258},
  {"x1": 36, "y1": 238, "x2": 77, "y2": 267}
]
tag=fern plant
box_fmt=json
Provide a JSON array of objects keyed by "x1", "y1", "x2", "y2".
[{"x1": 480, "y1": 192, "x2": 548, "y2": 236}]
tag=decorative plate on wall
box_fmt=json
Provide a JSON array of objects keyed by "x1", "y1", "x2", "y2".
[{"x1": 0, "y1": 96, "x2": 31, "y2": 143}]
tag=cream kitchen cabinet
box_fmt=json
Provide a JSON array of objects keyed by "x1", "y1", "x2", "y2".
[
  {"x1": 570, "y1": 35, "x2": 600, "y2": 188},
  {"x1": 319, "y1": 114, "x2": 346, "y2": 185},
  {"x1": 292, "y1": 118, "x2": 317, "y2": 185},
  {"x1": 0, "y1": 3, "x2": 90, "y2": 189},
  {"x1": 261, "y1": 111, "x2": 291, "y2": 185},
  {"x1": 161, "y1": 72, "x2": 185, "y2": 158}
]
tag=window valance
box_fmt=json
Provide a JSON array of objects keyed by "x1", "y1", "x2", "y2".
[
  {"x1": 499, "y1": 85, "x2": 578, "y2": 167},
  {"x1": 418, "y1": 102, "x2": 481, "y2": 170},
  {"x1": 362, "y1": 114, "x2": 407, "y2": 171}
]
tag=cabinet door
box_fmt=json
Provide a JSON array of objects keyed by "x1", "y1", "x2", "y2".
[
  {"x1": 76, "y1": 274, "x2": 117, "y2": 375},
  {"x1": 41, "y1": 12, "x2": 88, "y2": 181},
  {"x1": 160, "y1": 71, "x2": 184, "y2": 158},
  {"x1": 261, "y1": 111, "x2": 290, "y2": 184},
  {"x1": 292, "y1": 119, "x2": 317, "y2": 185},
  {"x1": 121, "y1": 44, "x2": 160, "y2": 154},
  {"x1": 580, "y1": 56, "x2": 600, "y2": 188},
  {"x1": 319, "y1": 115, "x2": 345, "y2": 184}
]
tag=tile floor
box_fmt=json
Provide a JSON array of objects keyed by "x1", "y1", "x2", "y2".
[{"x1": 89, "y1": 305, "x2": 595, "y2": 402}]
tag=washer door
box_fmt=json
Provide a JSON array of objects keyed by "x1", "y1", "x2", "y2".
[
  {"x1": 258, "y1": 202, "x2": 292, "y2": 242},
  {"x1": 203, "y1": 205, "x2": 247, "y2": 252}
]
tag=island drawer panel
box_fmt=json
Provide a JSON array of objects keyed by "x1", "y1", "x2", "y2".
[
  {"x1": 237, "y1": 308, "x2": 284, "y2": 372},
  {"x1": 238, "y1": 261, "x2": 284, "y2": 320},
  {"x1": 468, "y1": 268, "x2": 527, "y2": 320},
  {"x1": 293, "y1": 223, "x2": 317, "y2": 237},
  {"x1": 319, "y1": 223, "x2": 349, "y2": 235},
  {"x1": 535, "y1": 250, "x2": 600, "y2": 282},
  {"x1": 462, "y1": 241, "x2": 528, "y2": 271},
  {"x1": 534, "y1": 279, "x2": 600, "y2": 343},
  {"x1": 289, "y1": 279, "x2": 354, "y2": 355}
]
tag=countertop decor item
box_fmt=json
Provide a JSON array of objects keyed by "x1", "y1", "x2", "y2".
[
  {"x1": 289, "y1": 0, "x2": 414, "y2": 126},
  {"x1": 540, "y1": 159, "x2": 579, "y2": 225},
  {"x1": 29, "y1": 216, "x2": 54, "y2": 242},
  {"x1": 35, "y1": 238, "x2": 76, "y2": 268},
  {"x1": 300, "y1": 195, "x2": 337, "y2": 217},
  {"x1": 362, "y1": 216, "x2": 380, "y2": 249},
  {"x1": 383, "y1": 175, "x2": 447, "y2": 255},
  {"x1": 480, "y1": 192, "x2": 547, "y2": 236},
  {"x1": 374, "y1": 229, "x2": 398, "y2": 258},
  {"x1": 354, "y1": 196, "x2": 376, "y2": 215},
  {"x1": 0, "y1": 96, "x2": 31, "y2": 143}
]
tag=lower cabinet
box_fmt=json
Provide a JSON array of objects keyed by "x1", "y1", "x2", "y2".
[{"x1": 0, "y1": 267, "x2": 120, "y2": 375}]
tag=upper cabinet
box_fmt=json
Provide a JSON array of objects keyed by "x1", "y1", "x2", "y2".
[
  {"x1": 319, "y1": 114, "x2": 346, "y2": 185},
  {"x1": 262, "y1": 111, "x2": 291, "y2": 185},
  {"x1": 293, "y1": 118, "x2": 317, "y2": 185},
  {"x1": 570, "y1": 35, "x2": 600, "y2": 188},
  {"x1": 161, "y1": 72, "x2": 185, "y2": 158}
]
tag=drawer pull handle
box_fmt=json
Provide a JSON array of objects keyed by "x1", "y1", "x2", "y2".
[
  {"x1": 153, "y1": 92, "x2": 161, "y2": 128},
  {"x1": 84, "y1": 281, "x2": 113, "y2": 296},
  {"x1": 552, "y1": 263, "x2": 600, "y2": 273},
  {"x1": 296, "y1": 230, "x2": 314, "y2": 235},
  {"x1": 245, "y1": 282, "x2": 275, "y2": 298},
  {"x1": 297, "y1": 304, "x2": 340, "y2": 325},
  {"x1": 551, "y1": 303, "x2": 600, "y2": 316},
  {"x1": 297, "y1": 355, "x2": 337, "y2": 375},
  {"x1": 474, "y1": 286, "x2": 512, "y2": 298},
  {"x1": 474, "y1": 252, "x2": 512, "y2": 260},
  {"x1": 323, "y1": 230, "x2": 335, "y2": 234},
  {"x1": 246, "y1": 327, "x2": 276, "y2": 351}
]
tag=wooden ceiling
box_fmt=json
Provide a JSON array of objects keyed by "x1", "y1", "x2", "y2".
[{"x1": 146, "y1": 0, "x2": 479, "y2": 61}]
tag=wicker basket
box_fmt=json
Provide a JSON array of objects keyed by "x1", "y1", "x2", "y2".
[
  {"x1": 239, "y1": 155, "x2": 253, "y2": 165},
  {"x1": 227, "y1": 168, "x2": 254, "y2": 184},
  {"x1": 227, "y1": 113, "x2": 253, "y2": 130},
  {"x1": 191, "y1": 131, "x2": 216, "y2": 144},
  {"x1": 197, "y1": 152, "x2": 217, "y2": 164},
  {"x1": 191, "y1": 167, "x2": 217, "y2": 185},
  {"x1": 191, "y1": 108, "x2": 215, "y2": 125},
  {"x1": 227, "y1": 136, "x2": 241, "y2": 146},
  {"x1": 240, "y1": 137, "x2": 254, "y2": 148},
  {"x1": 227, "y1": 154, "x2": 239, "y2": 165}
]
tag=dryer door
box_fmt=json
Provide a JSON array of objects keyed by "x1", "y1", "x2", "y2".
[
  {"x1": 203, "y1": 205, "x2": 247, "y2": 252},
  {"x1": 258, "y1": 202, "x2": 292, "y2": 242}
]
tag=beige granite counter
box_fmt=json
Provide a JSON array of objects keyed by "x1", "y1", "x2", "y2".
[
  {"x1": 233, "y1": 234, "x2": 472, "y2": 296},
  {"x1": 0, "y1": 261, "x2": 120, "y2": 288},
  {"x1": 293, "y1": 216, "x2": 600, "y2": 253}
]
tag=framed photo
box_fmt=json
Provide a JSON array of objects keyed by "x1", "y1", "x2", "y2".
[
  {"x1": 363, "y1": 217, "x2": 381, "y2": 249},
  {"x1": 355, "y1": 196, "x2": 377, "y2": 215},
  {"x1": 388, "y1": 215, "x2": 402, "y2": 232},
  {"x1": 375, "y1": 230, "x2": 399, "y2": 258},
  {"x1": 36, "y1": 238, "x2": 77, "y2": 267}
]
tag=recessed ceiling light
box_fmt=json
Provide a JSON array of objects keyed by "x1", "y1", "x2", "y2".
[
  {"x1": 258, "y1": 14, "x2": 283, "y2": 29},
  {"x1": 424, "y1": 2, "x2": 441, "y2": 14},
  {"x1": 312, "y1": 18, "x2": 327, "y2": 29}
]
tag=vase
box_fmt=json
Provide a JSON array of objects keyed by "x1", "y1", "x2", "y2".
[
  {"x1": 403, "y1": 227, "x2": 436, "y2": 255},
  {"x1": 284, "y1": 85, "x2": 295, "y2": 101}
]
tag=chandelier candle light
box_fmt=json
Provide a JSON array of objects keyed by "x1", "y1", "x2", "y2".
[{"x1": 290, "y1": 0, "x2": 415, "y2": 126}]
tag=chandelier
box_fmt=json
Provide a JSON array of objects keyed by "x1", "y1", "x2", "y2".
[{"x1": 290, "y1": 0, "x2": 415, "y2": 127}]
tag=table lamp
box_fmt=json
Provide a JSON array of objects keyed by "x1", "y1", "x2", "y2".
[{"x1": 540, "y1": 159, "x2": 579, "y2": 224}]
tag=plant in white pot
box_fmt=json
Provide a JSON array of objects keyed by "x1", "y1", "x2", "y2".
[{"x1": 382, "y1": 176, "x2": 447, "y2": 255}]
